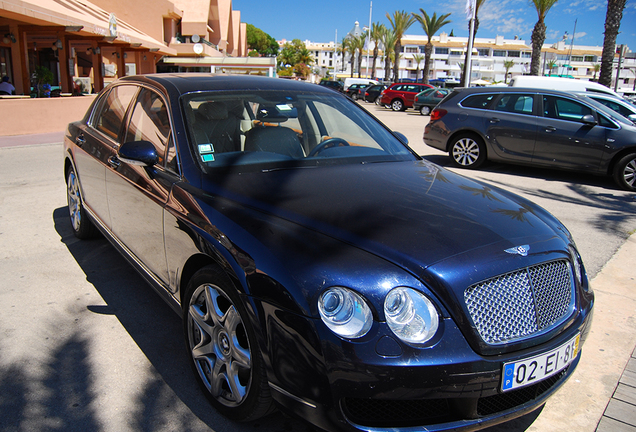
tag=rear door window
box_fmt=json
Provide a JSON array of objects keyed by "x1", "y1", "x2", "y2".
[
  {"x1": 460, "y1": 93, "x2": 496, "y2": 109},
  {"x1": 493, "y1": 94, "x2": 535, "y2": 115}
]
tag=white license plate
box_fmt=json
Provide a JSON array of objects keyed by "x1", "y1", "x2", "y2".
[{"x1": 501, "y1": 334, "x2": 580, "y2": 392}]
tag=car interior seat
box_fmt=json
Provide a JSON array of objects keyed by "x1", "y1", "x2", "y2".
[
  {"x1": 243, "y1": 106, "x2": 304, "y2": 158},
  {"x1": 194, "y1": 101, "x2": 241, "y2": 153}
]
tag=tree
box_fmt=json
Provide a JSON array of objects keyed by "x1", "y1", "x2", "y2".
[
  {"x1": 381, "y1": 27, "x2": 397, "y2": 82},
  {"x1": 546, "y1": 59, "x2": 558, "y2": 75},
  {"x1": 593, "y1": 63, "x2": 601, "y2": 81},
  {"x1": 599, "y1": 0, "x2": 627, "y2": 87},
  {"x1": 245, "y1": 24, "x2": 278, "y2": 57},
  {"x1": 369, "y1": 23, "x2": 386, "y2": 80},
  {"x1": 461, "y1": 0, "x2": 486, "y2": 85},
  {"x1": 529, "y1": 0, "x2": 560, "y2": 76},
  {"x1": 503, "y1": 60, "x2": 515, "y2": 83},
  {"x1": 350, "y1": 33, "x2": 368, "y2": 78},
  {"x1": 413, "y1": 9, "x2": 451, "y2": 85},
  {"x1": 337, "y1": 38, "x2": 350, "y2": 73},
  {"x1": 386, "y1": 10, "x2": 416, "y2": 82},
  {"x1": 413, "y1": 54, "x2": 425, "y2": 81},
  {"x1": 277, "y1": 39, "x2": 314, "y2": 79}
]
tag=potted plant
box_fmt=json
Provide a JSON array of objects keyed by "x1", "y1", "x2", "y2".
[{"x1": 34, "y1": 66, "x2": 54, "y2": 98}]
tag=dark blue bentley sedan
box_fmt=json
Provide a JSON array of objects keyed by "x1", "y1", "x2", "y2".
[{"x1": 63, "y1": 74, "x2": 593, "y2": 431}]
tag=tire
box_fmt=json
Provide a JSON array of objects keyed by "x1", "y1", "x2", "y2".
[
  {"x1": 352, "y1": 93, "x2": 358, "y2": 101},
  {"x1": 449, "y1": 133, "x2": 487, "y2": 169},
  {"x1": 391, "y1": 99, "x2": 405, "y2": 111},
  {"x1": 613, "y1": 152, "x2": 636, "y2": 191},
  {"x1": 420, "y1": 106, "x2": 431, "y2": 116},
  {"x1": 66, "y1": 165, "x2": 99, "y2": 239},
  {"x1": 374, "y1": 96, "x2": 381, "y2": 105},
  {"x1": 183, "y1": 266, "x2": 274, "y2": 421}
]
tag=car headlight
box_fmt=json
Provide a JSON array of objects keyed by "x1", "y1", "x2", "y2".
[
  {"x1": 569, "y1": 245, "x2": 588, "y2": 290},
  {"x1": 384, "y1": 287, "x2": 439, "y2": 345},
  {"x1": 318, "y1": 287, "x2": 372, "y2": 338}
]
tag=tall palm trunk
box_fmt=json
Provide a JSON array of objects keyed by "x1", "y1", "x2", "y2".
[
  {"x1": 599, "y1": 0, "x2": 627, "y2": 87},
  {"x1": 423, "y1": 44, "x2": 433, "y2": 84},
  {"x1": 530, "y1": 19, "x2": 546, "y2": 76}
]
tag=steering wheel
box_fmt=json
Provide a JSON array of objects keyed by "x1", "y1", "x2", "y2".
[{"x1": 308, "y1": 137, "x2": 350, "y2": 157}]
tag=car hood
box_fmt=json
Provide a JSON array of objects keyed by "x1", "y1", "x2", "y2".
[{"x1": 202, "y1": 160, "x2": 569, "y2": 277}]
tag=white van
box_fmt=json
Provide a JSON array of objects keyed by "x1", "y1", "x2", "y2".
[
  {"x1": 343, "y1": 78, "x2": 379, "y2": 91},
  {"x1": 509, "y1": 76, "x2": 620, "y2": 97}
]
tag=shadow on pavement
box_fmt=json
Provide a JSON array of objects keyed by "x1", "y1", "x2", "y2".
[{"x1": 50, "y1": 207, "x2": 314, "y2": 432}]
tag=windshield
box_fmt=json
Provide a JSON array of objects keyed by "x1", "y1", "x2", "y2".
[{"x1": 182, "y1": 90, "x2": 416, "y2": 173}]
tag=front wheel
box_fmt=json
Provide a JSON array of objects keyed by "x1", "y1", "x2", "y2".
[
  {"x1": 449, "y1": 134, "x2": 487, "y2": 169},
  {"x1": 613, "y1": 153, "x2": 636, "y2": 191},
  {"x1": 183, "y1": 266, "x2": 273, "y2": 421},
  {"x1": 391, "y1": 99, "x2": 405, "y2": 111}
]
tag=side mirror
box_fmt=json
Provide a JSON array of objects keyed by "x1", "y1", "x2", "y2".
[
  {"x1": 581, "y1": 114, "x2": 597, "y2": 126},
  {"x1": 393, "y1": 131, "x2": 409, "y2": 145},
  {"x1": 118, "y1": 140, "x2": 159, "y2": 167},
  {"x1": 628, "y1": 114, "x2": 636, "y2": 122}
]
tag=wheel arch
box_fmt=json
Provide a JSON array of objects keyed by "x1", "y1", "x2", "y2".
[{"x1": 606, "y1": 146, "x2": 636, "y2": 176}]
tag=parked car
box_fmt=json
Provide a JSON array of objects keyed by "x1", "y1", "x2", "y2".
[
  {"x1": 64, "y1": 74, "x2": 593, "y2": 432},
  {"x1": 363, "y1": 84, "x2": 388, "y2": 104},
  {"x1": 344, "y1": 83, "x2": 369, "y2": 100},
  {"x1": 343, "y1": 77, "x2": 379, "y2": 92},
  {"x1": 319, "y1": 80, "x2": 343, "y2": 92},
  {"x1": 414, "y1": 87, "x2": 451, "y2": 115},
  {"x1": 380, "y1": 82, "x2": 434, "y2": 111},
  {"x1": 424, "y1": 86, "x2": 636, "y2": 191},
  {"x1": 575, "y1": 92, "x2": 636, "y2": 122}
]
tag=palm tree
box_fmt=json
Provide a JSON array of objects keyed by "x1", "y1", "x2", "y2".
[
  {"x1": 503, "y1": 60, "x2": 515, "y2": 83},
  {"x1": 351, "y1": 33, "x2": 368, "y2": 78},
  {"x1": 413, "y1": 54, "x2": 425, "y2": 81},
  {"x1": 599, "y1": 0, "x2": 627, "y2": 87},
  {"x1": 413, "y1": 9, "x2": 452, "y2": 85},
  {"x1": 337, "y1": 37, "x2": 351, "y2": 75},
  {"x1": 369, "y1": 23, "x2": 386, "y2": 80},
  {"x1": 529, "y1": 0, "x2": 560, "y2": 76},
  {"x1": 381, "y1": 27, "x2": 397, "y2": 82},
  {"x1": 593, "y1": 63, "x2": 601, "y2": 81},
  {"x1": 461, "y1": 0, "x2": 486, "y2": 85},
  {"x1": 386, "y1": 10, "x2": 416, "y2": 82},
  {"x1": 546, "y1": 59, "x2": 558, "y2": 75}
]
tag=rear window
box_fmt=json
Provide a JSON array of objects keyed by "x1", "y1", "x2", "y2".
[{"x1": 460, "y1": 93, "x2": 496, "y2": 109}]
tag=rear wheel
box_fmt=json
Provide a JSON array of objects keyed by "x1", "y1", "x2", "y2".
[
  {"x1": 420, "y1": 106, "x2": 431, "y2": 116},
  {"x1": 352, "y1": 93, "x2": 358, "y2": 100},
  {"x1": 613, "y1": 153, "x2": 636, "y2": 191},
  {"x1": 66, "y1": 165, "x2": 99, "y2": 239},
  {"x1": 374, "y1": 96, "x2": 381, "y2": 105},
  {"x1": 391, "y1": 99, "x2": 405, "y2": 111},
  {"x1": 183, "y1": 266, "x2": 274, "y2": 421},
  {"x1": 449, "y1": 133, "x2": 487, "y2": 169}
]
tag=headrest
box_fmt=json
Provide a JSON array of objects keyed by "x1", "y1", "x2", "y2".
[
  {"x1": 256, "y1": 106, "x2": 288, "y2": 123},
  {"x1": 198, "y1": 101, "x2": 228, "y2": 120}
]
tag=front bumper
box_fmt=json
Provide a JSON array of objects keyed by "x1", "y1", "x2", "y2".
[{"x1": 261, "y1": 299, "x2": 593, "y2": 432}]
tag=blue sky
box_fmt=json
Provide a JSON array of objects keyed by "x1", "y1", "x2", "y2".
[{"x1": 236, "y1": 0, "x2": 636, "y2": 51}]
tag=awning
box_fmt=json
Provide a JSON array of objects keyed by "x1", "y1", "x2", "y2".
[{"x1": 2, "y1": 0, "x2": 177, "y2": 55}]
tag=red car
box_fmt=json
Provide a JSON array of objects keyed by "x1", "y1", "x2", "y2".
[{"x1": 380, "y1": 82, "x2": 434, "y2": 111}]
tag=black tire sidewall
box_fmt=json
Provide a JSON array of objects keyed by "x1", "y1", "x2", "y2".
[{"x1": 613, "y1": 153, "x2": 636, "y2": 191}]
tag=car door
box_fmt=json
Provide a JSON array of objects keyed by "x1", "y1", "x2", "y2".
[
  {"x1": 105, "y1": 87, "x2": 178, "y2": 287},
  {"x1": 533, "y1": 95, "x2": 607, "y2": 171},
  {"x1": 73, "y1": 85, "x2": 138, "y2": 229},
  {"x1": 485, "y1": 93, "x2": 538, "y2": 162}
]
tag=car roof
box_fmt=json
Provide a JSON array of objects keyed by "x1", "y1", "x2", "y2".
[
  {"x1": 450, "y1": 86, "x2": 594, "y2": 98},
  {"x1": 116, "y1": 74, "x2": 336, "y2": 96}
]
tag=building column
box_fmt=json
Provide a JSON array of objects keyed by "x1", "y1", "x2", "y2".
[
  {"x1": 11, "y1": 25, "x2": 29, "y2": 95},
  {"x1": 91, "y1": 41, "x2": 104, "y2": 92},
  {"x1": 57, "y1": 32, "x2": 71, "y2": 93}
]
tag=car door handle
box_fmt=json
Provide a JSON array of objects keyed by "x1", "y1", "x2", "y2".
[
  {"x1": 489, "y1": 118, "x2": 500, "y2": 124},
  {"x1": 107, "y1": 156, "x2": 121, "y2": 169},
  {"x1": 75, "y1": 135, "x2": 85, "y2": 147},
  {"x1": 545, "y1": 126, "x2": 557, "y2": 133}
]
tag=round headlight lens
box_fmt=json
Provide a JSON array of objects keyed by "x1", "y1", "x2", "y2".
[
  {"x1": 384, "y1": 287, "x2": 439, "y2": 345},
  {"x1": 318, "y1": 287, "x2": 372, "y2": 338}
]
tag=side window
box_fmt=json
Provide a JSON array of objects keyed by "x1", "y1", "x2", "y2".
[
  {"x1": 594, "y1": 98, "x2": 633, "y2": 118},
  {"x1": 460, "y1": 93, "x2": 496, "y2": 109},
  {"x1": 597, "y1": 113, "x2": 619, "y2": 129},
  {"x1": 494, "y1": 94, "x2": 534, "y2": 115},
  {"x1": 543, "y1": 96, "x2": 593, "y2": 122},
  {"x1": 393, "y1": 85, "x2": 404, "y2": 91},
  {"x1": 125, "y1": 89, "x2": 171, "y2": 167},
  {"x1": 94, "y1": 85, "x2": 138, "y2": 140}
]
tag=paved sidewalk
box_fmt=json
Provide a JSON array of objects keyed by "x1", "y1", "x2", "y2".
[{"x1": 0, "y1": 131, "x2": 65, "y2": 148}]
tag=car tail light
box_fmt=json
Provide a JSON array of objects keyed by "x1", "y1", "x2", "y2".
[{"x1": 430, "y1": 108, "x2": 447, "y2": 122}]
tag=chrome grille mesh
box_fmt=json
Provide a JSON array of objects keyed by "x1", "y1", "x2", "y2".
[{"x1": 464, "y1": 260, "x2": 574, "y2": 344}]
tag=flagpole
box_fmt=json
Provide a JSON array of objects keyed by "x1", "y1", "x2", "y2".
[
  {"x1": 463, "y1": 0, "x2": 476, "y2": 87},
  {"x1": 365, "y1": 1, "x2": 372, "y2": 78}
]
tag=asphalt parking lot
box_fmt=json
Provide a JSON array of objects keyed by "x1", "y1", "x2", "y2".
[{"x1": 0, "y1": 101, "x2": 635, "y2": 432}]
